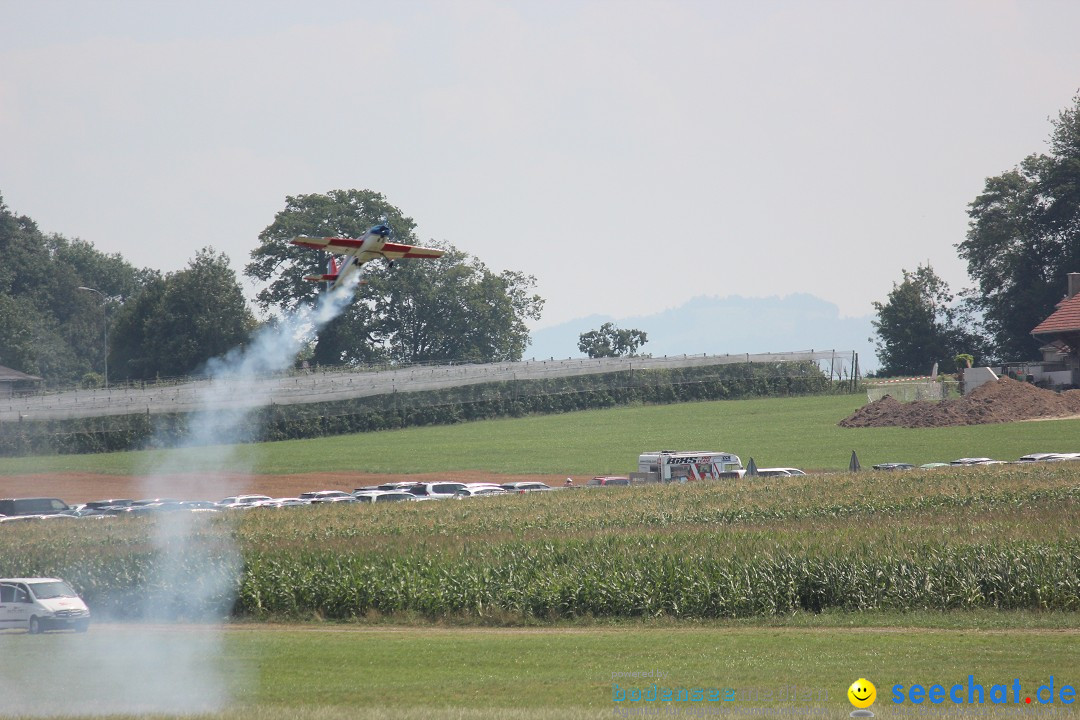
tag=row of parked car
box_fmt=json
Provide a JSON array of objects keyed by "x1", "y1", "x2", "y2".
[
  {"x1": 0, "y1": 481, "x2": 561, "y2": 523},
  {"x1": 6, "y1": 452, "x2": 1074, "y2": 522},
  {"x1": 872, "y1": 452, "x2": 1080, "y2": 471},
  {"x1": 225, "y1": 480, "x2": 561, "y2": 508}
]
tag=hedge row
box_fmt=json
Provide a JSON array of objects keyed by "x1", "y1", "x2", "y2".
[{"x1": 0, "y1": 361, "x2": 839, "y2": 456}]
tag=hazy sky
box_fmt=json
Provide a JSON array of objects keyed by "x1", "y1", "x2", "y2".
[{"x1": 2, "y1": 0, "x2": 1078, "y2": 329}]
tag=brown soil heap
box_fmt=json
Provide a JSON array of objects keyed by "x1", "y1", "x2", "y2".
[{"x1": 840, "y1": 377, "x2": 1080, "y2": 429}]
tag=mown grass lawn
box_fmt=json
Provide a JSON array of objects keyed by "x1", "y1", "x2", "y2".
[
  {"x1": 3, "y1": 623, "x2": 1078, "y2": 719},
  {"x1": 3, "y1": 393, "x2": 1080, "y2": 477},
  {"x1": 232, "y1": 624, "x2": 1079, "y2": 711}
]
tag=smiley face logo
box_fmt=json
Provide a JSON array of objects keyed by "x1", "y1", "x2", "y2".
[{"x1": 848, "y1": 678, "x2": 876, "y2": 709}]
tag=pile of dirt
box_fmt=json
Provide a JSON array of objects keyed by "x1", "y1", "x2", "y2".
[{"x1": 840, "y1": 377, "x2": 1080, "y2": 429}]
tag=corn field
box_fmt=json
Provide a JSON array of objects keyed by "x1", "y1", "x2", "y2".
[{"x1": 2, "y1": 464, "x2": 1078, "y2": 621}]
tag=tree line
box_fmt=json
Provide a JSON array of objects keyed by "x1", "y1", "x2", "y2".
[
  {"x1": 873, "y1": 92, "x2": 1080, "y2": 376},
  {"x1": 0, "y1": 189, "x2": 545, "y2": 387}
]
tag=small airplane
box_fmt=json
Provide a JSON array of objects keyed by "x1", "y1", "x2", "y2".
[{"x1": 291, "y1": 224, "x2": 444, "y2": 292}]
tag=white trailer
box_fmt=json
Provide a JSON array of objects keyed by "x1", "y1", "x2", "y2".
[{"x1": 635, "y1": 450, "x2": 744, "y2": 483}]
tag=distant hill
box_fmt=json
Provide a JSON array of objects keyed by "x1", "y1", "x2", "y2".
[{"x1": 525, "y1": 293, "x2": 878, "y2": 371}]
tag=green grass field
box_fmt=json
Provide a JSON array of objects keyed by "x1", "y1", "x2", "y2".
[
  {"x1": 3, "y1": 623, "x2": 1079, "y2": 719},
  {"x1": 3, "y1": 393, "x2": 1080, "y2": 476}
]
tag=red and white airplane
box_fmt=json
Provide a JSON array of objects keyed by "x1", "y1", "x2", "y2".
[{"x1": 291, "y1": 224, "x2": 444, "y2": 292}]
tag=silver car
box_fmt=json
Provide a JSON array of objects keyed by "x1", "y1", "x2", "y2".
[
  {"x1": 407, "y1": 482, "x2": 467, "y2": 500},
  {"x1": 353, "y1": 491, "x2": 418, "y2": 503},
  {"x1": 500, "y1": 482, "x2": 556, "y2": 493},
  {"x1": 454, "y1": 486, "x2": 509, "y2": 499}
]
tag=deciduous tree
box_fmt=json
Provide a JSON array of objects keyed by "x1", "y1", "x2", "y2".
[
  {"x1": 872, "y1": 265, "x2": 986, "y2": 376},
  {"x1": 0, "y1": 193, "x2": 145, "y2": 383},
  {"x1": 578, "y1": 323, "x2": 649, "y2": 358},
  {"x1": 245, "y1": 190, "x2": 544, "y2": 365},
  {"x1": 109, "y1": 249, "x2": 256, "y2": 380},
  {"x1": 957, "y1": 93, "x2": 1080, "y2": 360}
]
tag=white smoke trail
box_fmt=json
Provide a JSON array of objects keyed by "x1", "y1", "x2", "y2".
[{"x1": 0, "y1": 272, "x2": 363, "y2": 716}]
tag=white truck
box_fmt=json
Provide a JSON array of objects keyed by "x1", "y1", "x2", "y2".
[{"x1": 634, "y1": 450, "x2": 744, "y2": 483}]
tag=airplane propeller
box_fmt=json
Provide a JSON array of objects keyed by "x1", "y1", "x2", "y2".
[{"x1": 381, "y1": 217, "x2": 398, "y2": 268}]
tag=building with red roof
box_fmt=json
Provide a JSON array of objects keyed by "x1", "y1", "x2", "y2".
[{"x1": 1029, "y1": 273, "x2": 1080, "y2": 387}]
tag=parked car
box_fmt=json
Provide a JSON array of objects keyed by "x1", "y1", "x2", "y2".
[
  {"x1": 950, "y1": 458, "x2": 1003, "y2": 466},
  {"x1": 84, "y1": 499, "x2": 133, "y2": 510},
  {"x1": 72, "y1": 499, "x2": 133, "y2": 516},
  {"x1": 0, "y1": 578, "x2": 90, "y2": 634},
  {"x1": 0, "y1": 498, "x2": 72, "y2": 517},
  {"x1": 179, "y1": 500, "x2": 220, "y2": 511},
  {"x1": 299, "y1": 490, "x2": 355, "y2": 502},
  {"x1": 217, "y1": 495, "x2": 273, "y2": 508},
  {"x1": 407, "y1": 482, "x2": 467, "y2": 499},
  {"x1": 254, "y1": 498, "x2": 311, "y2": 508},
  {"x1": 311, "y1": 496, "x2": 357, "y2": 504},
  {"x1": 872, "y1": 463, "x2": 915, "y2": 471},
  {"x1": 1018, "y1": 453, "x2": 1063, "y2": 462},
  {"x1": 130, "y1": 498, "x2": 182, "y2": 506},
  {"x1": 376, "y1": 482, "x2": 423, "y2": 491},
  {"x1": 138, "y1": 501, "x2": 193, "y2": 513},
  {"x1": 587, "y1": 476, "x2": 631, "y2": 486},
  {"x1": 499, "y1": 482, "x2": 555, "y2": 493},
  {"x1": 353, "y1": 491, "x2": 418, "y2": 503},
  {"x1": 455, "y1": 486, "x2": 509, "y2": 499},
  {"x1": 754, "y1": 468, "x2": 807, "y2": 477},
  {"x1": 106, "y1": 498, "x2": 186, "y2": 515},
  {"x1": 75, "y1": 512, "x2": 117, "y2": 521}
]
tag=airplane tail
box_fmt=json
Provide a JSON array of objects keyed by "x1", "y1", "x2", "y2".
[
  {"x1": 302, "y1": 256, "x2": 366, "y2": 290},
  {"x1": 326, "y1": 256, "x2": 339, "y2": 291},
  {"x1": 303, "y1": 257, "x2": 341, "y2": 290}
]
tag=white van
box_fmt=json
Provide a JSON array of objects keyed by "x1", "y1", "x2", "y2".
[{"x1": 0, "y1": 578, "x2": 90, "y2": 634}]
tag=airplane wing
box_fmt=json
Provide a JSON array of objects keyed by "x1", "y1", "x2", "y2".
[
  {"x1": 291, "y1": 236, "x2": 365, "y2": 251},
  {"x1": 291, "y1": 237, "x2": 443, "y2": 259},
  {"x1": 380, "y1": 242, "x2": 445, "y2": 260}
]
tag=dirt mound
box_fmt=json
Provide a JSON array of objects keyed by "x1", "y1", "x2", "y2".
[{"x1": 840, "y1": 377, "x2": 1080, "y2": 429}]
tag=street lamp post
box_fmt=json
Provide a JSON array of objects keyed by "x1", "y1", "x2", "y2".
[{"x1": 77, "y1": 286, "x2": 109, "y2": 390}]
